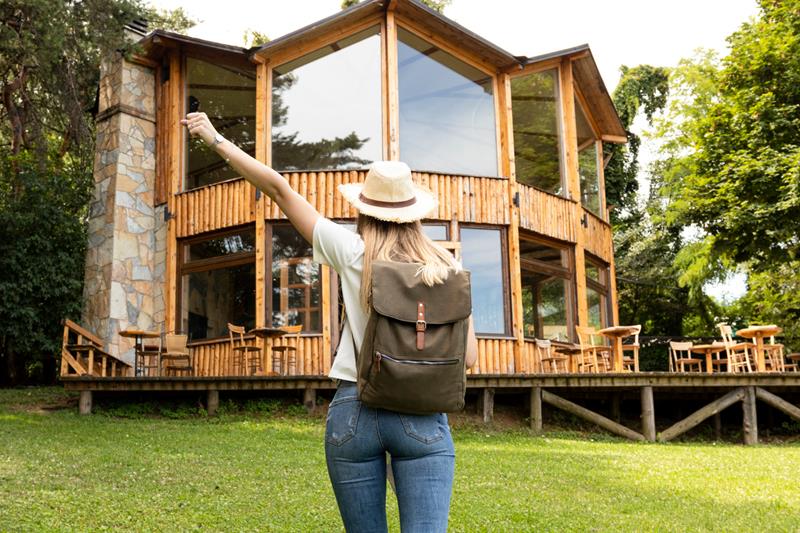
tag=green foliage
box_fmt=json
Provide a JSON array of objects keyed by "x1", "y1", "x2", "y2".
[
  {"x1": 243, "y1": 29, "x2": 270, "y2": 48},
  {"x1": 341, "y1": 0, "x2": 452, "y2": 12}
]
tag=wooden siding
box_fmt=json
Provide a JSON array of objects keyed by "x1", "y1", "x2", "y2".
[
  {"x1": 517, "y1": 184, "x2": 579, "y2": 243},
  {"x1": 469, "y1": 338, "x2": 517, "y2": 375},
  {"x1": 186, "y1": 335, "x2": 327, "y2": 377},
  {"x1": 582, "y1": 209, "x2": 613, "y2": 263},
  {"x1": 175, "y1": 179, "x2": 257, "y2": 238}
]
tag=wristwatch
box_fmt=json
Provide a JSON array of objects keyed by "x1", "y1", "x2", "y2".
[{"x1": 211, "y1": 132, "x2": 225, "y2": 146}]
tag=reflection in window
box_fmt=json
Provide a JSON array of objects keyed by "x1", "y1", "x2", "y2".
[
  {"x1": 422, "y1": 223, "x2": 448, "y2": 241},
  {"x1": 271, "y1": 225, "x2": 321, "y2": 332},
  {"x1": 576, "y1": 97, "x2": 601, "y2": 214},
  {"x1": 185, "y1": 58, "x2": 256, "y2": 189},
  {"x1": 272, "y1": 27, "x2": 382, "y2": 171},
  {"x1": 181, "y1": 229, "x2": 256, "y2": 340},
  {"x1": 460, "y1": 227, "x2": 506, "y2": 334},
  {"x1": 519, "y1": 237, "x2": 574, "y2": 340},
  {"x1": 398, "y1": 28, "x2": 497, "y2": 177},
  {"x1": 511, "y1": 69, "x2": 563, "y2": 194},
  {"x1": 586, "y1": 257, "x2": 609, "y2": 330}
]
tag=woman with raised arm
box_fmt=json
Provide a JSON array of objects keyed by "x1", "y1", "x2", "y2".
[{"x1": 182, "y1": 112, "x2": 478, "y2": 532}]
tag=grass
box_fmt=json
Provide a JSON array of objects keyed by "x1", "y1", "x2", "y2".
[{"x1": 1, "y1": 387, "x2": 799, "y2": 531}]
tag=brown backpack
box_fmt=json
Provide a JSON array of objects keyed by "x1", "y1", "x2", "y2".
[{"x1": 355, "y1": 260, "x2": 471, "y2": 414}]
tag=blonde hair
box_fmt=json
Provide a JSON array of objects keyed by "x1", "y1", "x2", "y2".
[{"x1": 357, "y1": 214, "x2": 460, "y2": 310}]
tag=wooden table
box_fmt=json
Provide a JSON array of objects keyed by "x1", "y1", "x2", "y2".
[
  {"x1": 552, "y1": 343, "x2": 583, "y2": 373},
  {"x1": 736, "y1": 325, "x2": 782, "y2": 372},
  {"x1": 597, "y1": 326, "x2": 639, "y2": 372},
  {"x1": 249, "y1": 327, "x2": 288, "y2": 374},
  {"x1": 691, "y1": 344, "x2": 726, "y2": 374},
  {"x1": 119, "y1": 329, "x2": 161, "y2": 376}
]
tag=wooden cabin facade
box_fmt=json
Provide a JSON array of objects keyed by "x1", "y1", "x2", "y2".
[{"x1": 80, "y1": 0, "x2": 627, "y2": 379}]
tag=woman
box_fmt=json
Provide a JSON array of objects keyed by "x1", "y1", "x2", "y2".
[{"x1": 182, "y1": 112, "x2": 478, "y2": 532}]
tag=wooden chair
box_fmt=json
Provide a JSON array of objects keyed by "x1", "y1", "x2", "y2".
[
  {"x1": 762, "y1": 335, "x2": 786, "y2": 371},
  {"x1": 271, "y1": 325, "x2": 302, "y2": 375},
  {"x1": 161, "y1": 334, "x2": 193, "y2": 376},
  {"x1": 669, "y1": 341, "x2": 703, "y2": 372},
  {"x1": 228, "y1": 323, "x2": 262, "y2": 375},
  {"x1": 138, "y1": 328, "x2": 163, "y2": 377},
  {"x1": 575, "y1": 326, "x2": 611, "y2": 373},
  {"x1": 718, "y1": 323, "x2": 753, "y2": 373},
  {"x1": 786, "y1": 353, "x2": 800, "y2": 372},
  {"x1": 534, "y1": 339, "x2": 569, "y2": 373},
  {"x1": 621, "y1": 324, "x2": 641, "y2": 372},
  {"x1": 709, "y1": 341, "x2": 729, "y2": 373}
]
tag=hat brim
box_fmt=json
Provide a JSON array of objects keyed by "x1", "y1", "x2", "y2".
[{"x1": 338, "y1": 183, "x2": 438, "y2": 223}]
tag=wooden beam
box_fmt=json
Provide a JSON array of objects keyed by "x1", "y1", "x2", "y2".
[
  {"x1": 530, "y1": 386, "x2": 542, "y2": 433},
  {"x1": 600, "y1": 134, "x2": 628, "y2": 144},
  {"x1": 480, "y1": 388, "x2": 495, "y2": 423},
  {"x1": 640, "y1": 386, "x2": 656, "y2": 442},
  {"x1": 304, "y1": 387, "x2": 317, "y2": 414},
  {"x1": 207, "y1": 389, "x2": 219, "y2": 416},
  {"x1": 79, "y1": 390, "x2": 92, "y2": 415},
  {"x1": 165, "y1": 49, "x2": 182, "y2": 334},
  {"x1": 542, "y1": 389, "x2": 645, "y2": 441},
  {"x1": 658, "y1": 388, "x2": 745, "y2": 442},
  {"x1": 742, "y1": 386, "x2": 758, "y2": 445},
  {"x1": 756, "y1": 387, "x2": 800, "y2": 421},
  {"x1": 255, "y1": 60, "x2": 268, "y2": 338},
  {"x1": 385, "y1": 11, "x2": 400, "y2": 160}
]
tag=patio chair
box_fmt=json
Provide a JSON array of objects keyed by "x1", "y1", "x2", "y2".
[
  {"x1": 575, "y1": 326, "x2": 611, "y2": 373},
  {"x1": 621, "y1": 324, "x2": 641, "y2": 372},
  {"x1": 270, "y1": 325, "x2": 302, "y2": 375},
  {"x1": 762, "y1": 335, "x2": 786, "y2": 371},
  {"x1": 228, "y1": 323, "x2": 262, "y2": 375},
  {"x1": 669, "y1": 341, "x2": 703, "y2": 372},
  {"x1": 162, "y1": 334, "x2": 193, "y2": 376},
  {"x1": 138, "y1": 327, "x2": 163, "y2": 377},
  {"x1": 534, "y1": 339, "x2": 569, "y2": 373},
  {"x1": 718, "y1": 323, "x2": 753, "y2": 373}
]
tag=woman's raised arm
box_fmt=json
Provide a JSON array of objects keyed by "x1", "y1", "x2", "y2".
[{"x1": 181, "y1": 112, "x2": 320, "y2": 242}]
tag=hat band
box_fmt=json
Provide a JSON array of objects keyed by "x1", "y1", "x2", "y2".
[{"x1": 358, "y1": 192, "x2": 417, "y2": 208}]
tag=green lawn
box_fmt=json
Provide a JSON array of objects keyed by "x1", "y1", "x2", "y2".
[{"x1": 1, "y1": 387, "x2": 799, "y2": 532}]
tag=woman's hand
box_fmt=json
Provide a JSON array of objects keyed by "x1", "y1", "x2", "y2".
[{"x1": 180, "y1": 112, "x2": 217, "y2": 146}]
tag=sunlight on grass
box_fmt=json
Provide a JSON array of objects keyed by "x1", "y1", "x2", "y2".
[{"x1": 1, "y1": 388, "x2": 799, "y2": 531}]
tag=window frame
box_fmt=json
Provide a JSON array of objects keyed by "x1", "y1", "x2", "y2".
[
  {"x1": 585, "y1": 253, "x2": 612, "y2": 330},
  {"x1": 518, "y1": 231, "x2": 577, "y2": 341},
  {"x1": 509, "y1": 63, "x2": 567, "y2": 198},
  {"x1": 177, "y1": 224, "x2": 258, "y2": 340},
  {"x1": 573, "y1": 83, "x2": 606, "y2": 217},
  {"x1": 458, "y1": 223, "x2": 512, "y2": 337}
]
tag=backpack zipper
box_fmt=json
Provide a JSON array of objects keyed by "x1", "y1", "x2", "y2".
[{"x1": 374, "y1": 351, "x2": 459, "y2": 373}]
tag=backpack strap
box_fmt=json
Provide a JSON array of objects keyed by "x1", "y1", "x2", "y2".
[{"x1": 416, "y1": 301, "x2": 426, "y2": 350}]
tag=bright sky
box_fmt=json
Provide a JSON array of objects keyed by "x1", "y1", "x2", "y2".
[{"x1": 150, "y1": 0, "x2": 760, "y2": 300}]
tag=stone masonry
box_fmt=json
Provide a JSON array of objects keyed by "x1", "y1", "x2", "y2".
[{"x1": 82, "y1": 53, "x2": 166, "y2": 363}]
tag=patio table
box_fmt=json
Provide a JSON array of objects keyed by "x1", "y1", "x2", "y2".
[
  {"x1": 597, "y1": 326, "x2": 639, "y2": 372},
  {"x1": 736, "y1": 325, "x2": 782, "y2": 372},
  {"x1": 552, "y1": 342, "x2": 583, "y2": 373},
  {"x1": 249, "y1": 327, "x2": 289, "y2": 374},
  {"x1": 690, "y1": 344, "x2": 726, "y2": 374},
  {"x1": 119, "y1": 329, "x2": 161, "y2": 376}
]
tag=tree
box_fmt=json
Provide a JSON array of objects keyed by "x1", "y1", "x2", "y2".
[{"x1": 0, "y1": 1, "x2": 194, "y2": 384}]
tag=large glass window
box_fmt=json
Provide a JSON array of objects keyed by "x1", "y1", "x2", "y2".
[
  {"x1": 459, "y1": 226, "x2": 507, "y2": 335},
  {"x1": 586, "y1": 256, "x2": 610, "y2": 330},
  {"x1": 180, "y1": 229, "x2": 256, "y2": 340},
  {"x1": 272, "y1": 27, "x2": 382, "y2": 171},
  {"x1": 510, "y1": 69, "x2": 563, "y2": 194},
  {"x1": 270, "y1": 225, "x2": 321, "y2": 332},
  {"x1": 185, "y1": 58, "x2": 256, "y2": 190},
  {"x1": 520, "y1": 236, "x2": 574, "y2": 341},
  {"x1": 398, "y1": 28, "x2": 497, "y2": 177},
  {"x1": 575, "y1": 96, "x2": 601, "y2": 214}
]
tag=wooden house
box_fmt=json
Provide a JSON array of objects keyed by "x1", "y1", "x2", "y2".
[{"x1": 80, "y1": 0, "x2": 627, "y2": 379}]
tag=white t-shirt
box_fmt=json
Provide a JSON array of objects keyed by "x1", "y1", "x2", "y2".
[{"x1": 312, "y1": 217, "x2": 366, "y2": 382}]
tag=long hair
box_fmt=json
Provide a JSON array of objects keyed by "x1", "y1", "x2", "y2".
[{"x1": 356, "y1": 214, "x2": 460, "y2": 310}]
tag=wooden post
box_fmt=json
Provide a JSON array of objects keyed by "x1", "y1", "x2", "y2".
[
  {"x1": 79, "y1": 390, "x2": 92, "y2": 415},
  {"x1": 480, "y1": 388, "x2": 495, "y2": 423},
  {"x1": 610, "y1": 392, "x2": 621, "y2": 423},
  {"x1": 713, "y1": 412, "x2": 722, "y2": 440},
  {"x1": 207, "y1": 389, "x2": 219, "y2": 417},
  {"x1": 742, "y1": 386, "x2": 758, "y2": 445},
  {"x1": 640, "y1": 386, "x2": 655, "y2": 442},
  {"x1": 530, "y1": 386, "x2": 542, "y2": 433},
  {"x1": 542, "y1": 390, "x2": 645, "y2": 441},
  {"x1": 659, "y1": 388, "x2": 744, "y2": 442},
  {"x1": 303, "y1": 387, "x2": 317, "y2": 414}
]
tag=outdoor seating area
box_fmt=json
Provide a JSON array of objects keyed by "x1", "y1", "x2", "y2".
[{"x1": 530, "y1": 324, "x2": 641, "y2": 373}]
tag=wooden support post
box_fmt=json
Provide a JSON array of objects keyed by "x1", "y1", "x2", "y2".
[
  {"x1": 659, "y1": 388, "x2": 745, "y2": 442},
  {"x1": 303, "y1": 387, "x2": 317, "y2": 414},
  {"x1": 640, "y1": 386, "x2": 655, "y2": 442},
  {"x1": 756, "y1": 387, "x2": 800, "y2": 421},
  {"x1": 713, "y1": 412, "x2": 722, "y2": 440},
  {"x1": 530, "y1": 387, "x2": 542, "y2": 433},
  {"x1": 542, "y1": 390, "x2": 645, "y2": 441},
  {"x1": 742, "y1": 386, "x2": 758, "y2": 445},
  {"x1": 78, "y1": 390, "x2": 92, "y2": 415},
  {"x1": 207, "y1": 389, "x2": 219, "y2": 417},
  {"x1": 610, "y1": 392, "x2": 621, "y2": 423},
  {"x1": 480, "y1": 388, "x2": 495, "y2": 423}
]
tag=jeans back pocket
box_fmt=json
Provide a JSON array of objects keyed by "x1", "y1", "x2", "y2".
[
  {"x1": 398, "y1": 412, "x2": 446, "y2": 444},
  {"x1": 326, "y1": 394, "x2": 361, "y2": 446}
]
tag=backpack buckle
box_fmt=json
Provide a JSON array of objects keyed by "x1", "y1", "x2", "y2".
[{"x1": 416, "y1": 320, "x2": 427, "y2": 332}]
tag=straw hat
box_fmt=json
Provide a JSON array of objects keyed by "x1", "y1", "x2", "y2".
[{"x1": 338, "y1": 161, "x2": 437, "y2": 223}]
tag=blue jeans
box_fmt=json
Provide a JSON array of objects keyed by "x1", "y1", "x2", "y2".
[{"x1": 325, "y1": 380, "x2": 455, "y2": 533}]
